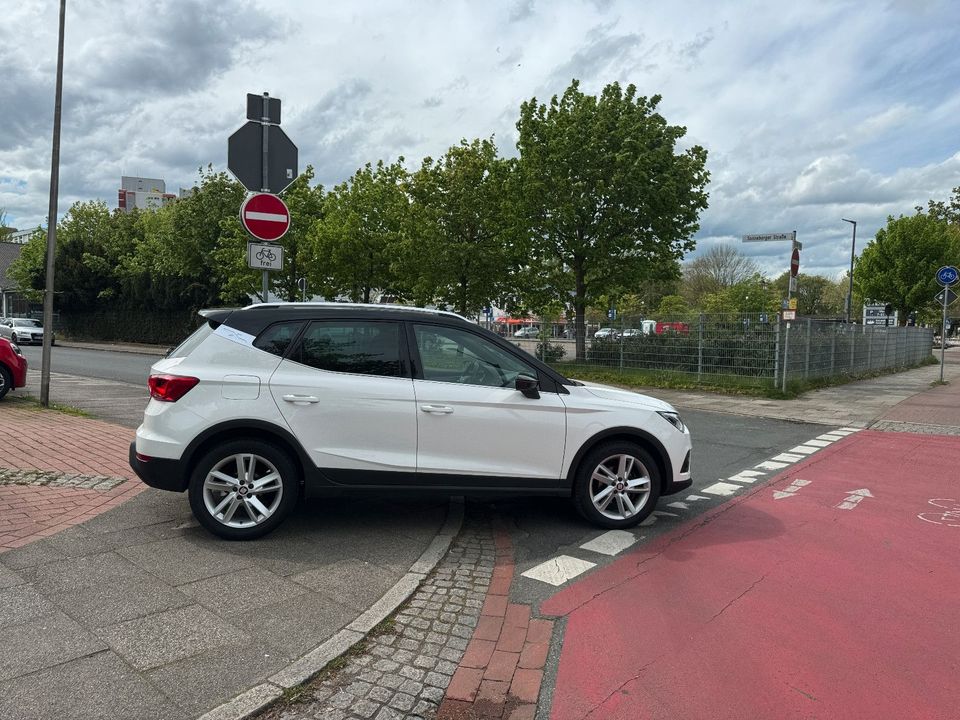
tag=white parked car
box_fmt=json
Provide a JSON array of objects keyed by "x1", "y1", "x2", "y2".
[
  {"x1": 594, "y1": 327, "x2": 619, "y2": 340},
  {"x1": 0, "y1": 317, "x2": 54, "y2": 346},
  {"x1": 513, "y1": 326, "x2": 541, "y2": 338},
  {"x1": 130, "y1": 303, "x2": 692, "y2": 539}
]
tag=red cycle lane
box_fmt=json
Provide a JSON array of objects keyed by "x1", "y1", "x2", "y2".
[{"x1": 541, "y1": 430, "x2": 960, "y2": 720}]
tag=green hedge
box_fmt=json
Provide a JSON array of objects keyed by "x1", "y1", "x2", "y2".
[{"x1": 57, "y1": 310, "x2": 204, "y2": 345}]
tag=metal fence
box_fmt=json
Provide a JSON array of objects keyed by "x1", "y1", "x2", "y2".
[{"x1": 510, "y1": 313, "x2": 935, "y2": 388}]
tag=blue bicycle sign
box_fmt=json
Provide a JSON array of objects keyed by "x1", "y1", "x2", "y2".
[{"x1": 936, "y1": 266, "x2": 959, "y2": 287}]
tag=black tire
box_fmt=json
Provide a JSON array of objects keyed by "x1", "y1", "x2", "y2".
[
  {"x1": 10, "y1": 334, "x2": 17, "y2": 345},
  {"x1": 188, "y1": 438, "x2": 300, "y2": 540},
  {"x1": 0, "y1": 365, "x2": 11, "y2": 400},
  {"x1": 573, "y1": 441, "x2": 661, "y2": 529}
]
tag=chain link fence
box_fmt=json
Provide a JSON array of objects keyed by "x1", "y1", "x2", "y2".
[{"x1": 509, "y1": 313, "x2": 935, "y2": 388}]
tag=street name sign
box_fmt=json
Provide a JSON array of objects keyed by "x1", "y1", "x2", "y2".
[
  {"x1": 742, "y1": 231, "x2": 797, "y2": 243},
  {"x1": 248, "y1": 242, "x2": 284, "y2": 270},
  {"x1": 240, "y1": 193, "x2": 290, "y2": 242}
]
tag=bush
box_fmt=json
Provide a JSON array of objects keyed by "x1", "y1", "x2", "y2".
[
  {"x1": 537, "y1": 341, "x2": 566, "y2": 363},
  {"x1": 56, "y1": 310, "x2": 203, "y2": 345}
]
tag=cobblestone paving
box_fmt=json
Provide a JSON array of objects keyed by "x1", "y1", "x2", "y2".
[
  {"x1": 0, "y1": 468, "x2": 128, "y2": 490},
  {"x1": 259, "y1": 514, "x2": 495, "y2": 720}
]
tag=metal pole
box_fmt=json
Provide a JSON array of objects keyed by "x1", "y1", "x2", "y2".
[
  {"x1": 842, "y1": 219, "x2": 857, "y2": 324},
  {"x1": 782, "y1": 322, "x2": 791, "y2": 392},
  {"x1": 697, "y1": 313, "x2": 704, "y2": 381},
  {"x1": 261, "y1": 92, "x2": 270, "y2": 303},
  {"x1": 804, "y1": 318, "x2": 811, "y2": 379},
  {"x1": 941, "y1": 290, "x2": 948, "y2": 382},
  {"x1": 773, "y1": 316, "x2": 780, "y2": 383},
  {"x1": 40, "y1": 0, "x2": 66, "y2": 408}
]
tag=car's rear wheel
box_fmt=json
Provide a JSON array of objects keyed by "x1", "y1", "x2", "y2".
[
  {"x1": 0, "y1": 365, "x2": 11, "y2": 400},
  {"x1": 573, "y1": 441, "x2": 661, "y2": 529},
  {"x1": 188, "y1": 439, "x2": 299, "y2": 540}
]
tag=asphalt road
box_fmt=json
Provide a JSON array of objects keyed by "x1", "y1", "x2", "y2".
[{"x1": 20, "y1": 344, "x2": 156, "y2": 386}]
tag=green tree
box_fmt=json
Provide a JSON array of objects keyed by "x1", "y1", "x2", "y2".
[
  {"x1": 311, "y1": 160, "x2": 409, "y2": 303},
  {"x1": 771, "y1": 272, "x2": 845, "y2": 317},
  {"x1": 6, "y1": 228, "x2": 47, "y2": 302},
  {"x1": 925, "y1": 186, "x2": 960, "y2": 225},
  {"x1": 855, "y1": 212, "x2": 960, "y2": 324},
  {"x1": 516, "y1": 79, "x2": 709, "y2": 357},
  {"x1": 401, "y1": 139, "x2": 517, "y2": 315}
]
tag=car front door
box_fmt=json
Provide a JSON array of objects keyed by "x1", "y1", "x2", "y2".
[
  {"x1": 269, "y1": 319, "x2": 418, "y2": 484},
  {"x1": 410, "y1": 323, "x2": 567, "y2": 487}
]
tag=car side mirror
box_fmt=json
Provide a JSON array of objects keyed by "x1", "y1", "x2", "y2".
[{"x1": 515, "y1": 373, "x2": 540, "y2": 399}]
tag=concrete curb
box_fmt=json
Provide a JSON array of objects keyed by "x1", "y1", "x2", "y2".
[
  {"x1": 58, "y1": 340, "x2": 169, "y2": 356},
  {"x1": 197, "y1": 496, "x2": 466, "y2": 720}
]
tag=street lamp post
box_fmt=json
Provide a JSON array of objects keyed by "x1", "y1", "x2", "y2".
[{"x1": 842, "y1": 218, "x2": 857, "y2": 324}]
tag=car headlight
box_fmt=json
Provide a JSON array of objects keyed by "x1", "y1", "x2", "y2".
[
  {"x1": 657, "y1": 411, "x2": 686, "y2": 433},
  {"x1": 10, "y1": 342, "x2": 22, "y2": 356}
]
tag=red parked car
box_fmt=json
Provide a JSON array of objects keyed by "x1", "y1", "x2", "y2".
[
  {"x1": 0, "y1": 338, "x2": 27, "y2": 400},
  {"x1": 655, "y1": 321, "x2": 690, "y2": 335}
]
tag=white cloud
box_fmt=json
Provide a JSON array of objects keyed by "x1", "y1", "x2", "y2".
[{"x1": 1, "y1": 0, "x2": 959, "y2": 280}]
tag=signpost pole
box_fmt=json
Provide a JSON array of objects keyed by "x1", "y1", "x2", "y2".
[
  {"x1": 260, "y1": 93, "x2": 270, "y2": 302},
  {"x1": 941, "y1": 290, "x2": 948, "y2": 383}
]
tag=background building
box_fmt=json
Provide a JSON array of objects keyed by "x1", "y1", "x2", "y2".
[{"x1": 118, "y1": 176, "x2": 176, "y2": 213}]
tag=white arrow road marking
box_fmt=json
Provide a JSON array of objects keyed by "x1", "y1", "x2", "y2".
[
  {"x1": 580, "y1": 530, "x2": 638, "y2": 556},
  {"x1": 521, "y1": 555, "x2": 596, "y2": 586},
  {"x1": 773, "y1": 479, "x2": 811, "y2": 499},
  {"x1": 702, "y1": 481, "x2": 743, "y2": 497},
  {"x1": 245, "y1": 211, "x2": 287, "y2": 222},
  {"x1": 837, "y1": 488, "x2": 873, "y2": 510},
  {"x1": 666, "y1": 501, "x2": 689, "y2": 510},
  {"x1": 685, "y1": 494, "x2": 710, "y2": 501}
]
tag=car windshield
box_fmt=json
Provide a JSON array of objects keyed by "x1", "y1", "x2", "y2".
[{"x1": 14, "y1": 319, "x2": 42, "y2": 328}]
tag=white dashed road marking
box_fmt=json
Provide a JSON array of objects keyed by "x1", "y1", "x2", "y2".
[
  {"x1": 521, "y1": 555, "x2": 596, "y2": 586},
  {"x1": 789, "y1": 445, "x2": 820, "y2": 455},
  {"x1": 580, "y1": 530, "x2": 638, "y2": 556},
  {"x1": 755, "y1": 460, "x2": 789, "y2": 470},
  {"x1": 701, "y1": 481, "x2": 744, "y2": 497}
]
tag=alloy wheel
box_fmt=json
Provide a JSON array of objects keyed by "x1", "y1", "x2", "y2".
[
  {"x1": 202, "y1": 453, "x2": 284, "y2": 528},
  {"x1": 589, "y1": 453, "x2": 652, "y2": 521}
]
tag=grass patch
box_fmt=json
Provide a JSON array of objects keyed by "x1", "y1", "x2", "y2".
[
  {"x1": 5, "y1": 394, "x2": 92, "y2": 417},
  {"x1": 557, "y1": 354, "x2": 940, "y2": 400}
]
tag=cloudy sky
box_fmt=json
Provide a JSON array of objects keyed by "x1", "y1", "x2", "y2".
[{"x1": 2, "y1": 0, "x2": 958, "y2": 279}]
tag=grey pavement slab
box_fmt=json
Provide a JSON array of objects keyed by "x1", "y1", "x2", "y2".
[
  {"x1": 291, "y1": 558, "x2": 411, "y2": 611},
  {"x1": 179, "y1": 566, "x2": 311, "y2": 618},
  {"x1": 0, "y1": 651, "x2": 187, "y2": 720},
  {"x1": 33, "y1": 550, "x2": 154, "y2": 593},
  {"x1": 230, "y1": 591, "x2": 358, "y2": 658},
  {"x1": 0, "y1": 584, "x2": 55, "y2": 629},
  {"x1": 0, "y1": 610, "x2": 107, "y2": 681},
  {"x1": 0, "y1": 562, "x2": 26, "y2": 590},
  {"x1": 95, "y1": 604, "x2": 249, "y2": 671},
  {"x1": 117, "y1": 534, "x2": 256, "y2": 586},
  {"x1": 49, "y1": 575, "x2": 194, "y2": 628},
  {"x1": 147, "y1": 640, "x2": 288, "y2": 718}
]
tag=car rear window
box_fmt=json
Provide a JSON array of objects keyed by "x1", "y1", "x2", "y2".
[
  {"x1": 291, "y1": 321, "x2": 402, "y2": 377},
  {"x1": 253, "y1": 321, "x2": 306, "y2": 357}
]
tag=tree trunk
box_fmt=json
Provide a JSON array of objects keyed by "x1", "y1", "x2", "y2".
[{"x1": 575, "y1": 263, "x2": 586, "y2": 360}]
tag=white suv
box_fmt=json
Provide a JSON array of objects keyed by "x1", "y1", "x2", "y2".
[{"x1": 130, "y1": 303, "x2": 692, "y2": 540}]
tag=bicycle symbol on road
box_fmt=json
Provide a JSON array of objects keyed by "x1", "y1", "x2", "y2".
[
  {"x1": 917, "y1": 498, "x2": 960, "y2": 527},
  {"x1": 256, "y1": 247, "x2": 277, "y2": 263}
]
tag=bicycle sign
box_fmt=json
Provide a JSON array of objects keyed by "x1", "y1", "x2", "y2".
[
  {"x1": 247, "y1": 242, "x2": 284, "y2": 271},
  {"x1": 936, "y1": 266, "x2": 959, "y2": 287},
  {"x1": 917, "y1": 498, "x2": 960, "y2": 527}
]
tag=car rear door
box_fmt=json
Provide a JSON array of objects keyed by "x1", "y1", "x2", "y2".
[
  {"x1": 409, "y1": 322, "x2": 566, "y2": 487},
  {"x1": 269, "y1": 319, "x2": 418, "y2": 483}
]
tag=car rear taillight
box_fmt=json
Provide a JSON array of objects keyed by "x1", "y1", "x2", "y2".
[{"x1": 148, "y1": 374, "x2": 199, "y2": 402}]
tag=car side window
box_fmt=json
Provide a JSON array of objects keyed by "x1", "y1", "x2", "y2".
[
  {"x1": 253, "y1": 321, "x2": 306, "y2": 357},
  {"x1": 414, "y1": 324, "x2": 535, "y2": 388},
  {"x1": 292, "y1": 321, "x2": 402, "y2": 377}
]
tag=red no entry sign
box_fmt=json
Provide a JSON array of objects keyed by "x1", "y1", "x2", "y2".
[
  {"x1": 240, "y1": 193, "x2": 290, "y2": 242},
  {"x1": 790, "y1": 246, "x2": 800, "y2": 277}
]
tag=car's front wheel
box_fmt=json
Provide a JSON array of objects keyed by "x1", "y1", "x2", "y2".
[
  {"x1": 0, "y1": 365, "x2": 11, "y2": 400},
  {"x1": 188, "y1": 439, "x2": 300, "y2": 540},
  {"x1": 573, "y1": 441, "x2": 661, "y2": 529}
]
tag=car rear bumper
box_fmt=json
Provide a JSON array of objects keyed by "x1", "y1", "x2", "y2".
[{"x1": 128, "y1": 442, "x2": 189, "y2": 492}]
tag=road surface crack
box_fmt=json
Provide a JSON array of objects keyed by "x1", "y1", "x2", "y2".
[
  {"x1": 583, "y1": 655, "x2": 663, "y2": 720},
  {"x1": 708, "y1": 573, "x2": 766, "y2": 623}
]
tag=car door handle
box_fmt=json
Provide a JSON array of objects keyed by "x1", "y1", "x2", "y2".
[
  {"x1": 420, "y1": 404, "x2": 454, "y2": 414},
  {"x1": 282, "y1": 394, "x2": 320, "y2": 404}
]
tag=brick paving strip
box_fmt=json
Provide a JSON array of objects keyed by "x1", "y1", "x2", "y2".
[
  {"x1": 246, "y1": 513, "x2": 554, "y2": 720},
  {"x1": 0, "y1": 404, "x2": 143, "y2": 550}
]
